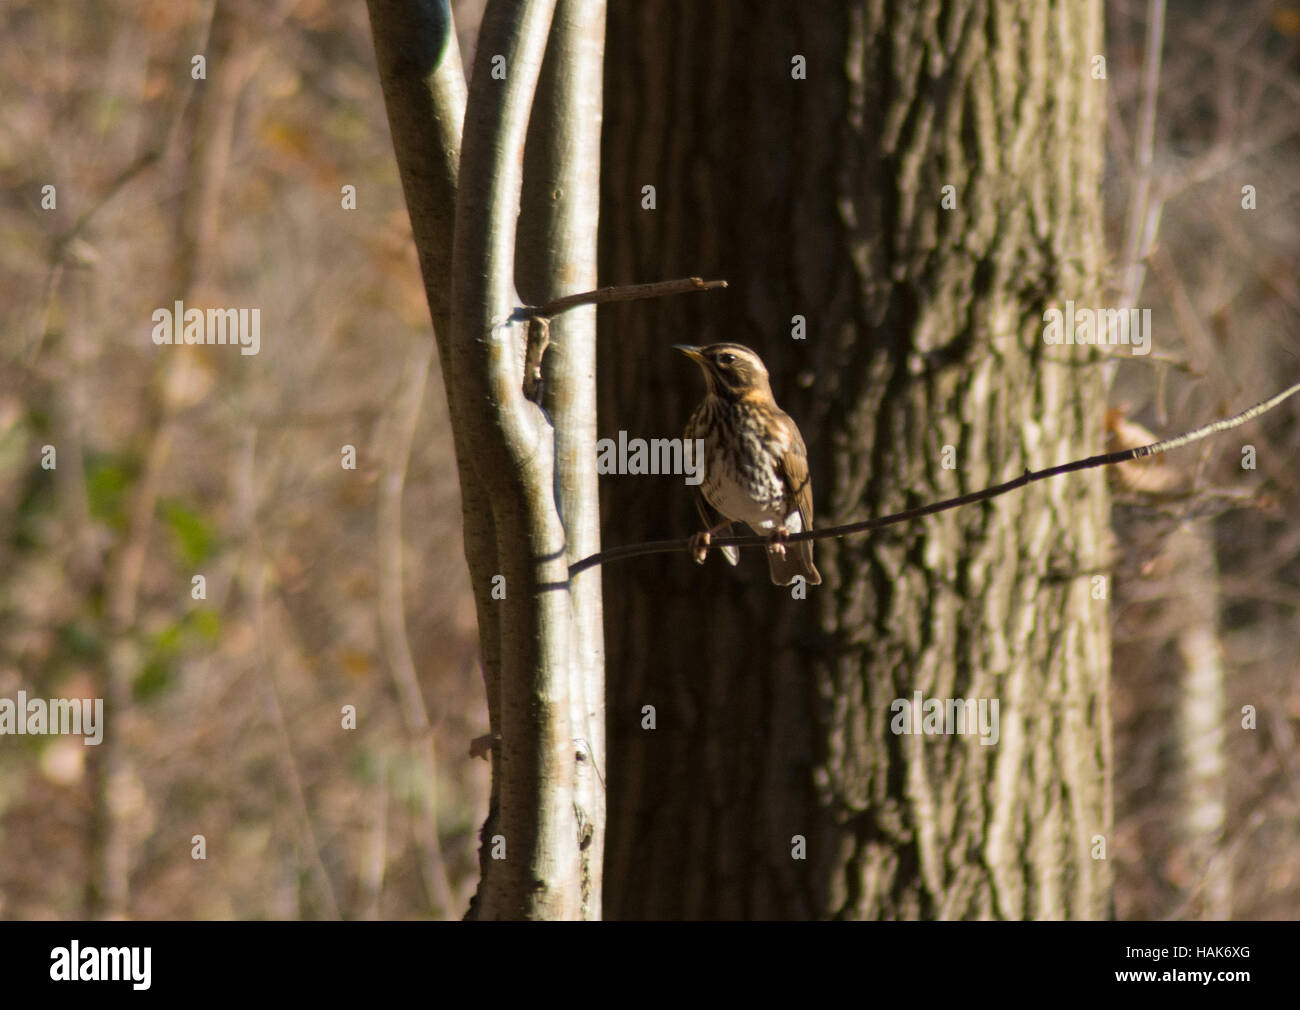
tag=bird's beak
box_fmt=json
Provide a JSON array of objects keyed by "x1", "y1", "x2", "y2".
[{"x1": 674, "y1": 344, "x2": 704, "y2": 362}]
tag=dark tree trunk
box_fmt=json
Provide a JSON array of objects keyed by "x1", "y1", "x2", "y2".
[{"x1": 599, "y1": 0, "x2": 1111, "y2": 919}]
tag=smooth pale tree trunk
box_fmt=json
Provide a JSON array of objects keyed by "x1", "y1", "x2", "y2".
[
  {"x1": 517, "y1": 0, "x2": 609, "y2": 918},
  {"x1": 599, "y1": 0, "x2": 1111, "y2": 919},
  {"x1": 369, "y1": 0, "x2": 605, "y2": 919}
]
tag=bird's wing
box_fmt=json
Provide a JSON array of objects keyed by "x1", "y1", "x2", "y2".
[
  {"x1": 772, "y1": 417, "x2": 821, "y2": 586},
  {"x1": 778, "y1": 416, "x2": 814, "y2": 529}
]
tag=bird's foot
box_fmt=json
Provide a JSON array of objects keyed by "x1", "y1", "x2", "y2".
[
  {"x1": 767, "y1": 525, "x2": 790, "y2": 559},
  {"x1": 690, "y1": 522, "x2": 734, "y2": 565}
]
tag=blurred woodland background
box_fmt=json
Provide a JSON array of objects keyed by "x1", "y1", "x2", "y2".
[{"x1": 1, "y1": 0, "x2": 1298, "y2": 919}]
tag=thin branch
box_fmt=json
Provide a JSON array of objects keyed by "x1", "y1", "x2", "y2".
[
  {"x1": 254, "y1": 561, "x2": 343, "y2": 921},
  {"x1": 517, "y1": 276, "x2": 727, "y2": 320},
  {"x1": 28, "y1": 149, "x2": 161, "y2": 362},
  {"x1": 569, "y1": 379, "x2": 1300, "y2": 578},
  {"x1": 54, "y1": 149, "x2": 161, "y2": 255},
  {"x1": 1117, "y1": 0, "x2": 1166, "y2": 314},
  {"x1": 375, "y1": 338, "x2": 454, "y2": 916},
  {"x1": 522, "y1": 277, "x2": 728, "y2": 399}
]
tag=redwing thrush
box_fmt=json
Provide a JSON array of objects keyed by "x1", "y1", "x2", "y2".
[{"x1": 676, "y1": 343, "x2": 822, "y2": 586}]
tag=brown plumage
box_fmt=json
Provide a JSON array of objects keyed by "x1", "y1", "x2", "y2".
[{"x1": 676, "y1": 343, "x2": 821, "y2": 586}]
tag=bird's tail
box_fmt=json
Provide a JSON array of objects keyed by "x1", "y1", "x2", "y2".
[
  {"x1": 765, "y1": 510, "x2": 820, "y2": 586},
  {"x1": 766, "y1": 536, "x2": 820, "y2": 586}
]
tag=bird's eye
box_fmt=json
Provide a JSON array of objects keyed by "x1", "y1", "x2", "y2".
[{"x1": 717, "y1": 353, "x2": 736, "y2": 365}]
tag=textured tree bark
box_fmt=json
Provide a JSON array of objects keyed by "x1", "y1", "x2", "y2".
[
  {"x1": 600, "y1": 0, "x2": 1112, "y2": 919},
  {"x1": 1171, "y1": 523, "x2": 1230, "y2": 919}
]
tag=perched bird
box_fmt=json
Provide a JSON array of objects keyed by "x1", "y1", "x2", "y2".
[{"x1": 676, "y1": 343, "x2": 821, "y2": 586}]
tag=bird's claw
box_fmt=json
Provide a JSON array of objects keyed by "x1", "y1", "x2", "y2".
[
  {"x1": 768, "y1": 526, "x2": 790, "y2": 559},
  {"x1": 689, "y1": 531, "x2": 711, "y2": 565}
]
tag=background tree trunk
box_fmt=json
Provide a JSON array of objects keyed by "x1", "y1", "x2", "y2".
[{"x1": 599, "y1": 0, "x2": 1112, "y2": 919}]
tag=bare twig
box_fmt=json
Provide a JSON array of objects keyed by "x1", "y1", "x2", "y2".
[
  {"x1": 376, "y1": 338, "x2": 454, "y2": 915},
  {"x1": 52, "y1": 149, "x2": 161, "y2": 257},
  {"x1": 253, "y1": 559, "x2": 343, "y2": 921},
  {"x1": 359, "y1": 750, "x2": 390, "y2": 920},
  {"x1": 28, "y1": 149, "x2": 161, "y2": 361},
  {"x1": 522, "y1": 317, "x2": 551, "y2": 402},
  {"x1": 521, "y1": 277, "x2": 727, "y2": 401},
  {"x1": 569, "y1": 379, "x2": 1300, "y2": 578},
  {"x1": 517, "y1": 276, "x2": 727, "y2": 321},
  {"x1": 1117, "y1": 0, "x2": 1166, "y2": 315}
]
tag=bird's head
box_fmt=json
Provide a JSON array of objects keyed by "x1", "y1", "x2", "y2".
[{"x1": 674, "y1": 343, "x2": 772, "y2": 400}]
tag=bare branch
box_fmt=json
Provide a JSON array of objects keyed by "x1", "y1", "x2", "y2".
[
  {"x1": 518, "y1": 276, "x2": 728, "y2": 320},
  {"x1": 570, "y1": 379, "x2": 1300, "y2": 578},
  {"x1": 1117, "y1": 0, "x2": 1167, "y2": 314},
  {"x1": 522, "y1": 278, "x2": 727, "y2": 400},
  {"x1": 376, "y1": 339, "x2": 454, "y2": 915}
]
